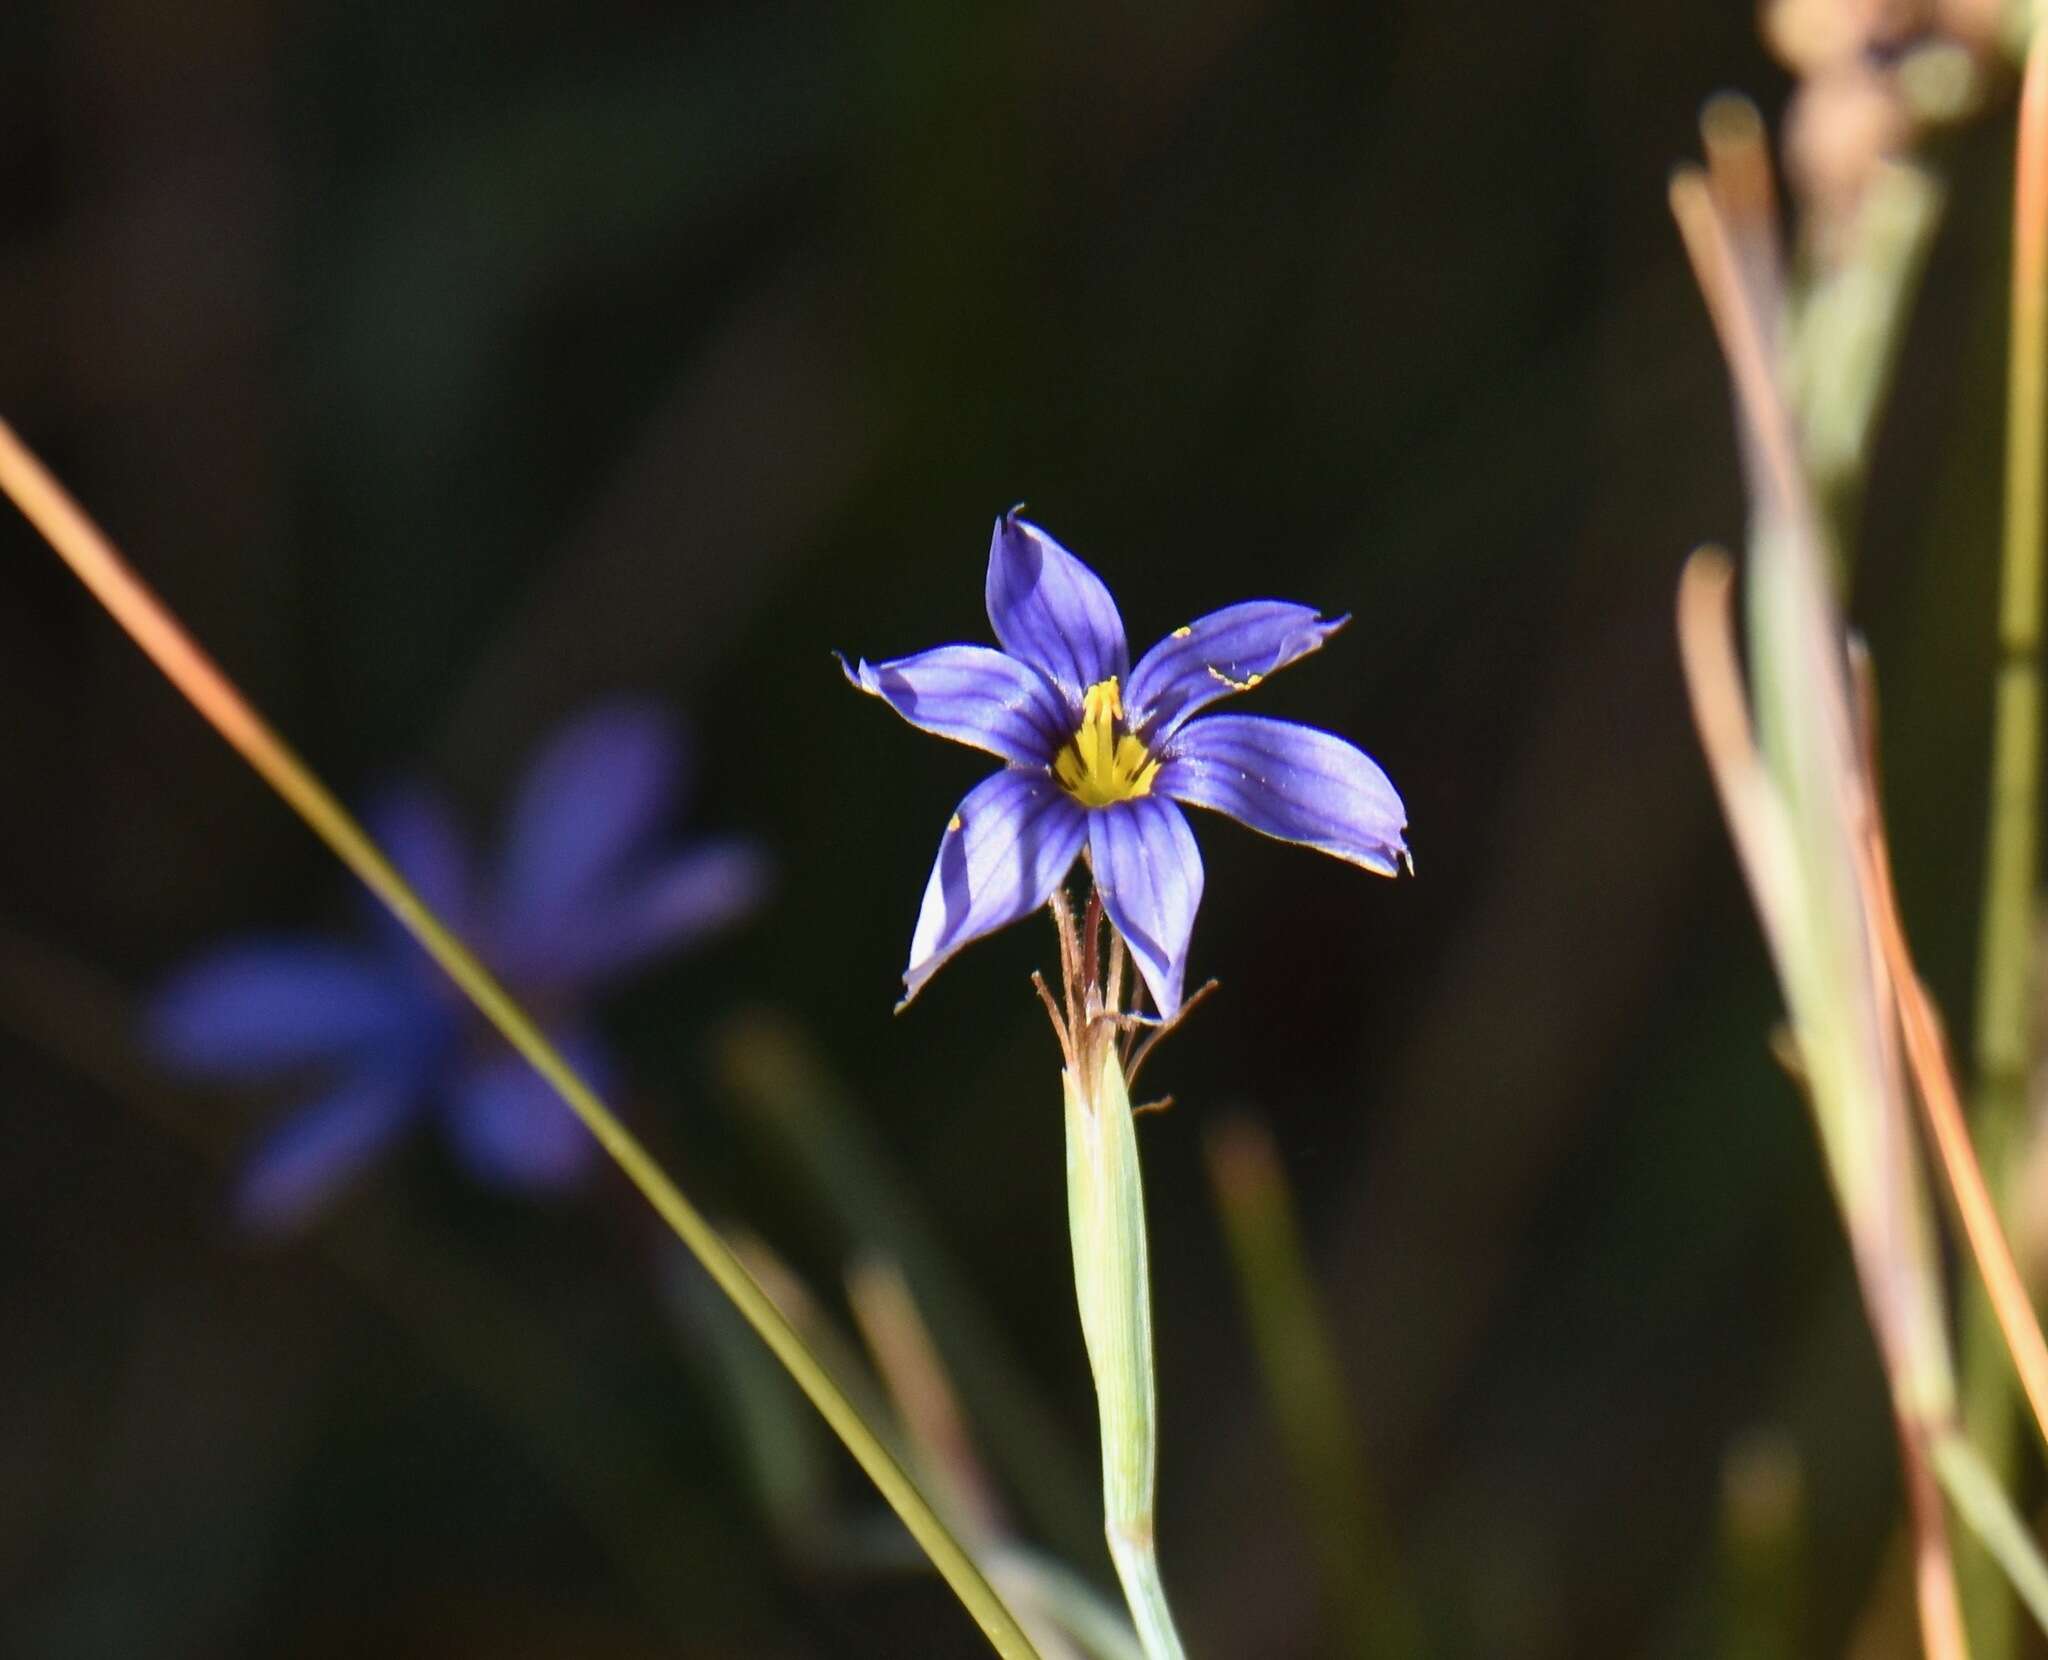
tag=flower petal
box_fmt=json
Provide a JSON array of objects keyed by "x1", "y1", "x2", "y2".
[
  {"x1": 358, "y1": 786, "x2": 475, "y2": 956},
  {"x1": 903, "y1": 768, "x2": 1089, "y2": 1005},
  {"x1": 500, "y1": 700, "x2": 687, "y2": 928},
  {"x1": 538, "y1": 838, "x2": 772, "y2": 987},
  {"x1": 444, "y1": 1039, "x2": 607, "y2": 1192},
  {"x1": 1124, "y1": 602, "x2": 1348, "y2": 741},
  {"x1": 148, "y1": 942, "x2": 421, "y2": 1079},
  {"x1": 233, "y1": 1069, "x2": 421, "y2": 1233},
  {"x1": 838, "y1": 645, "x2": 1070, "y2": 766},
  {"x1": 984, "y1": 513, "x2": 1128, "y2": 701},
  {"x1": 1087, "y1": 798, "x2": 1204, "y2": 1017},
  {"x1": 1157, "y1": 714, "x2": 1408, "y2": 874}
]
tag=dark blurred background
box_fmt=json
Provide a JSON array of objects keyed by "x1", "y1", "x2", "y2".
[{"x1": 0, "y1": 2, "x2": 2027, "y2": 1655}]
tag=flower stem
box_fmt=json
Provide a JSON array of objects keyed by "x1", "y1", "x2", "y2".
[
  {"x1": 1962, "y1": 31, "x2": 2048, "y2": 1654},
  {"x1": 1058, "y1": 905, "x2": 1189, "y2": 1660},
  {"x1": 0, "y1": 418, "x2": 1043, "y2": 1660},
  {"x1": 1105, "y1": 1534, "x2": 1186, "y2": 1660}
]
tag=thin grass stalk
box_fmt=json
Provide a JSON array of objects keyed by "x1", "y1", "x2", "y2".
[
  {"x1": 1678, "y1": 551, "x2": 1971, "y2": 1660},
  {"x1": 1932, "y1": 1433, "x2": 2048, "y2": 1633},
  {"x1": 1977, "y1": 26, "x2": 2048, "y2": 1132},
  {"x1": 1962, "y1": 34, "x2": 2048, "y2": 1620},
  {"x1": 1903, "y1": 1421, "x2": 1974, "y2": 1660},
  {"x1": 1857, "y1": 729, "x2": 2048, "y2": 1452},
  {"x1": 849, "y1": 1256, "x2": 1008, "y2": 1541},
  {"x1": 1668, "y1": 183, "x2": 1952, "y2": 1432},
  {"x1": 1684, "y1": 542, "x2": 2048, "y2": 1646},
  {"x1": 0, "y1": 419, "x2": 1043, "y2": 1660},
  {"x1": 1673, "y1": 145, "x2": 1972, "y2": 1618}
]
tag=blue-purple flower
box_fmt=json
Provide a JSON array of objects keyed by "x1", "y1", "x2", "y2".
[
  {"x1": 149, "y1": 702, "x2": 769, "y2": 1232},
  {"x1": 841, "y1": 512, "x2": 1408, "y2": 1014}
]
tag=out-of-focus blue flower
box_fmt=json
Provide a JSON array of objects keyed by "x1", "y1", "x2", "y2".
[
  {"x1": 150, "y1": 702, "x2": 769, "y2": 1232},
  {"x1": 841, "y1": 511, "x2": 1408, "y2": 1015}
]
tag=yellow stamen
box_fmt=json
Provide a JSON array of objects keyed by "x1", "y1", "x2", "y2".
[{"x1": 1053, "y1": 677, "x2": 1160, "y2": 808}]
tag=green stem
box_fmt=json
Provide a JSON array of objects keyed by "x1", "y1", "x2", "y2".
[
  {"x1": 1963, "y1": 31, "x2": 2048, "y2": 1656},
  {"x1": 1105, "y1": 1535, "x2": 1187, "y2": 1660},
  {"x1": 1065, "y1": 1032, "x2": 1188, "y2": 1660},
  {"x1": 1978, "y1": 24, "x2": 2048, "y2": 1237},
  {"x1": 0, "y1": 420, "x2": 1042, "y2": 1660}
]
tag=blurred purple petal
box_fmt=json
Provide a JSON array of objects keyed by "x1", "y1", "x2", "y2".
[
  {"x1": 984, "y1": 513, "x2": 1128, "y2": 701},
  {"x1": 541, "y1": 838, "x2": 771, "y2": 988},
  {"x1": 1125, "y1": 603, "x2": 1346, "y2": 741},
  {"x1": 149, "y1": 942, "x2": 420, "y2": 1079},
  {"x1": 1088, "y1": 797, "x2": 1204, "y2": 1017},
  {"x1": 838, "y1": 645, "x2": 1070, "y2": 766},
  {"x1": 1158, "y1": 714, "x2": 1408, "y2": 875},
  {"x1": 444, "y1": 1042, "x2": 606, "y2": 1192},
  {"x1": 358, "y1": 786, "x2": 475, "y2": 956},
  {"x1": 233, "y1": 1070, "x2": 421, "y2": 1233},
  {"x1": 500, "y1": 701, "x2": 686, "y2": 930},
  {"x1": 904, "y1": 768, "x2": 1088, "y2": 1005}
]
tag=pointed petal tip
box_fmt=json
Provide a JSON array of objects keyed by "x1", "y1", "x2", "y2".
[
  {"x1": 536, "y1": 836, "x2": 772, "y2": 987},
  {"x1": 1159, "y1": 714, "x2": 1408, "y2": 876},
  {"x1": 895, "y1": 936, "x2": 958, "y2": 1011},
  {"x1": 1338, "y1": 818, "x2": 1410, "y2": 877},
  {"x1": 229, "y1": 1070, "x2": 418, "y2": 1235},
  {"x1": 1310, "y1": 611, "x2": 1352, "y2": 649},
  {"x1": 1126, "y1": 601, "x2": 1351, "y2": 739},
  {"x1": 1345, "y1": 823, "x2": 1412, "y2": 878},
  {"x1": 893, "y1": 957, "x2": 934, "y2": 1012},
  {"x1": 836, "y1": 644, "x2": 1071, "y2": 766},
  {"x1": 898, "y1": 769, "x2": 1088, "y2": 1006},
  {"x1": 500, "y1": 701, "x2": 690, "y2": 926},
  {"x1": 985, "y1": 514, "x2": 1129, "y2": 696},
  {"x1": 836, "y1": 651, "x2": 878, "y2": 695}
]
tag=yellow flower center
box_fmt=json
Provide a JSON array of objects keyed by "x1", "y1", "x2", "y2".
[{"x1": 1053, "y1": 677, "x2": 1160, "y2": 808}]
